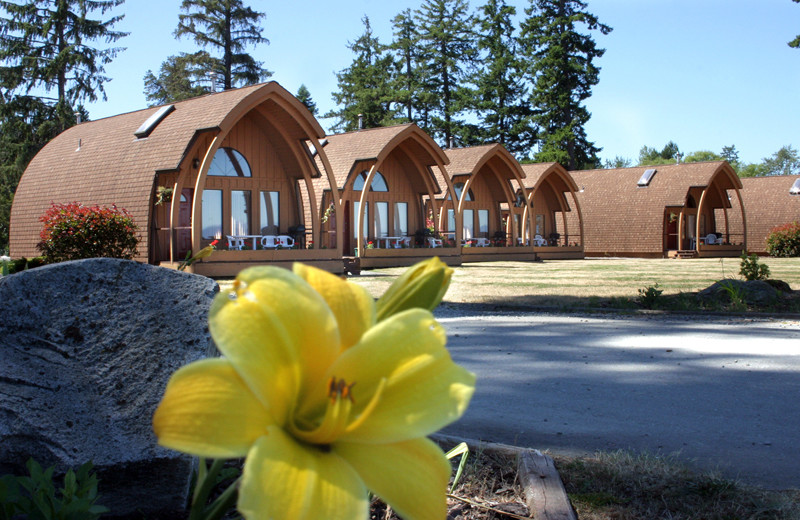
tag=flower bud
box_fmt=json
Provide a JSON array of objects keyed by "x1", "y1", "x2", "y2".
[{"x1": 376, "y1": 257, "x2": 453, "y2": 321}]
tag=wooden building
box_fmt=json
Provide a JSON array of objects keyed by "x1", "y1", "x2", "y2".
[
  {"x1": 10, "y1": 82, "x2": 342, "y2": 275},
  {"x1": 738, "y1": 175, "x2": 800, "y2": 254},
  {"x1": 519, "y1": 163, "x2": 585, "y2": 260},
  {"x1": 569, "y1": 162, "x2": 746, "y2": 258},
  {"x1": 316, "y1": 124, "x2": 460, "y2": 268},
  {"x1": 440, "y1": 144, "x2": 538, "y2": 262}
]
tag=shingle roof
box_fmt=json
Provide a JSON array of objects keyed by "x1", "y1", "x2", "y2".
[
  {"x1": 321, "y1": 124, "x2": 449, "y2": 194},
  {"x1": 10, "y1": 82, "x2": 324, "y2": 259},
  {"x1": 445, "y1": 144, "x2": 524, "y2": 179},
  {"x1": 570, "y1": 161, "x2": 741, "y2": 255},
  {"x1": 740, "y1": 175, "x2": 800, "y2": 253},
  {"x1": 520, "y1": 162, "x2": 577, "y2": 192}
]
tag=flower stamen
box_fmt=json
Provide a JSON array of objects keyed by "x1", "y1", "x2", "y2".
[{"x1": 328, "y1": 377, "x2": 356, "y2": 403}]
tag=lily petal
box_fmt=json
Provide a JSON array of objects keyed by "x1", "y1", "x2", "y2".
[
  {"x1": 328, "y1": 309, "x2": 476, "y2": 443},
  {"x1": 238, "y1": 426, "x2": 367, "y2": 520},
  {"x1": 335, "y1": 437, "x2": 450, "y2": 520},
  {"x1": 376, "y1": 257, "x2": 453, "y2": 321},
  {"x1": 293, "y1": 263, "x2": 375, "y2": 350},
  {"x1": 210, "y1": 267, "x2": 340, "y2": 422},
  {"x1": 152, "y1": 358, "x2": 271, "y2": 459}
]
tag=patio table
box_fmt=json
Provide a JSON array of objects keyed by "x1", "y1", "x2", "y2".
[
  {"x1": 231, "y1": 235, "x2": 262, "y2": 249},
  {"x1": 377, "y1": 236, "x2": 404, "y2": 248}
]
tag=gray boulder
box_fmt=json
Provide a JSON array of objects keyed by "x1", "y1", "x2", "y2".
[
  {"x1": 0, "y1": 258, "x2": 219, "y2": 518},
  {"x1": 697, "y1": 278, "x2": 779, "y2": 306}
]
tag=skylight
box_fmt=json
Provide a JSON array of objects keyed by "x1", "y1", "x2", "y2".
[
  {"x1": 637, "y1": 168, "x2": 657, "y2": 187},
  {"x1": 791, "y1": 178, "x2": 800, "y2": 195},
  {"x1": 134, "y1": 105, "x2": 175, "y2": 139}
]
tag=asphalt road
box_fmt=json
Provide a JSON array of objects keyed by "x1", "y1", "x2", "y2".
[{"x1": 434, "y1": 309, "x2": 800, "y2": 490}]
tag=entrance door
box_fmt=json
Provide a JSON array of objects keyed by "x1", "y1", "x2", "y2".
[
  {"x1": 178, "y1": 188, "x2": 193, "y2": 259},
  {"x1": 685, "y1": 214, "x2": 697, "y2": 250},
  {"x1": 665, "y1": 214, "x2": 678, "y2": 250},
  {"x1": 343, "y1": 201, "x2": 352, "y2": 255}
]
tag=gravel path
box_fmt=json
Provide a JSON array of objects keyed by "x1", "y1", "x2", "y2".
[{"x1": 433, "y1": 307, "x2": 800, "y2": 490}]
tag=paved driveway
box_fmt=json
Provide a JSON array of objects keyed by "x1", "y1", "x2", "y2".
[{"x1": 435, "y1": 310, "x2": 800, "y2": 490}]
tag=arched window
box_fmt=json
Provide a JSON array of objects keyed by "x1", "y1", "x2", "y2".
[
  {"x1": 353, "y1": 170, "x2": 388, "y2": 191},
  {"x1": 208, "y1": 147, "x2": 252, "y2": 177},
  {"x1": 449, "y1": 182, "x2": 473, "y2": 201}
]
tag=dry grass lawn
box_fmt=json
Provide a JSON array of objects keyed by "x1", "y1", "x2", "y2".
[{"x1": 349, "y1": 257, "x2": 800, "y2": 311}]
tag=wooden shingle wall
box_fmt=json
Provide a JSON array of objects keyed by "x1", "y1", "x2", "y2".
[
  {"x1": 10, "y1": 84, "x2": 265, "y2": 260},
  {"x1": 740, "y1": 175, "x2": 800, "y2": 254}
]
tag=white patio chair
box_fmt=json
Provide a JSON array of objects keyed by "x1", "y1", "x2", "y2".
[
  {"x1": 427, "y1": 237, "x2": 442, "y2": 248},
  {"x1": 475, "y1": 237, "x2": 490, "y2": 247},
  {"x1": 533, "y1": 234, "x2": 547, "y2": 247},
  {"x1": 277, "y1": 235, "x2": 295, "y2": 248},
  {"x1": 705, "y1": 233, "x2": 717, "y2": 245},
  {"x1": 260, "y1": 235, "x2": 278, "y2": 249},
  {"x1": 226, "y1": 235, "x2": 244, "y2": 250}
]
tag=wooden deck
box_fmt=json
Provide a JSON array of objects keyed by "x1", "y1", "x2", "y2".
[
  {"x1": 357, "y1": 247, "x2": 462, "y2": 268},
  {"x1": 163, "y1": 249, "x2": 344, "y2": 276}
]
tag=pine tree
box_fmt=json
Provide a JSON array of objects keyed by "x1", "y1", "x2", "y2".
[
  {"x1": 472, "y1": 0, "x2": 534, "y2": 157},
  {"x1": 0, "y1": 0, "x2": 126, "y2": 252},
  {"x1": 143, "y1": 51, "x2": 215, "y2": 105},
  {"x1": 174, "y1": 0, "x2": 271, "y2": 90},
  {"x1": 389, "y1": 9, "x2": 429, "y2": 128},
  {"x1": 518, "y1": 0, "x2": 611, "y2": 170},
  {"x1": 0, "y1": 0, "x2": 127, "y2": 113},
  {"x1": 0, "y1": 95, "x2": 63, "y2": 252},
  {"x1": 296, "y1": 84, "x2": 317, "y2": 116},
  {"x1": 414, "y1": 0, "x2": 477, "y2": 147},
  {"x1": 326, "y1": 16, "x2": 401, "y2": 133}
]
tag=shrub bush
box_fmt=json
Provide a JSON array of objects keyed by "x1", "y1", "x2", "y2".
[
  {"x1": 0, "y1": 458, "x2": 109, "y2": 519},
  {"x1": 637, "y1": 282, "x2": 663, "y2": 309},
  {"x1": 766, "y1": 221, "x2": 800, "y2": 257},
  {"x1": 37, "y1": 202, "x2": 139, "y2": 263},
  {"x1": 739, "y1": 251, "x2": 770, "y2": 281}
]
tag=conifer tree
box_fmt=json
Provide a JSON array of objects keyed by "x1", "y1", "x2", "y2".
[
  {"x1": 296, "y1": 84, "x2": 318, "y2": 116},
  {"x1": 174, "y1": 0, "x2": 271, "y2": 90},
  {"x1": 0, "y1": 0, "x2": 126, "y2": 252},
  {"x1": 143, "y1": 51, "x2": 215, "y2": 105},
  {"x1": 414, "y1": 0, "x2": 477, "y2": 147},
  {"x1": 390, "y1": 8, "x2": 441, "y2": 130},
  {"x1": 472, "y1": 0, "x2": 534, "y2": 157},
  {"x1": 327, "y1": 16, "x2": 400, "y2": 133},
  {"x1": 0, "y1": 0, "x2": 127, "y2": 112},
  {"x1": 518, "y1": 0, "x2": 611, "y2": 169}
]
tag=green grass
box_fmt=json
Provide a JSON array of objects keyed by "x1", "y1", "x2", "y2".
[{"x1": 349, "y1": 257, "x2": 800, "y2": 313}]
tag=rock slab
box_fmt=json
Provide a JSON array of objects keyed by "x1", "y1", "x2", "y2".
[
  {"x1": 697, "y1": 279, "x2": 780, "y2": 305},
  {"x1": 0, "y1": 258, "x2": 219, "y2": 518}
]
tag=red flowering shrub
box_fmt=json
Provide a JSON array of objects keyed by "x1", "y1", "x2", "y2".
[
  {"x1": 766, "y1": 221, "x2": 800, "y2": 257},
  {"x1": 37, "y1": 202, "x2": 139, "y2": 263}
]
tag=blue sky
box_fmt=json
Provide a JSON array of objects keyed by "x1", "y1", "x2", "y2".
[{"x1": 84, "y1": 0, "x2": 800, "y2": 166}]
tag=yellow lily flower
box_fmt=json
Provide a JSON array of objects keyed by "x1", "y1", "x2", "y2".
[
  {"x1": 376, "y1": 257, "x2": 453, "y2": 321},
  {"x1": 153, "y1": 263, "x2": 475, "y2": 520}
]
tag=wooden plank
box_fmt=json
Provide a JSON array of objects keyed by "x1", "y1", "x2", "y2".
[{"x1": 518, "y1": 449, "x2": 577, "y2": 520}]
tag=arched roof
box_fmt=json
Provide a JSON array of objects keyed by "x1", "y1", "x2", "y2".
[
  {"x1": 445, "y1": 144, "x2": 525, "y2": 181},
  {"x1": 570, "y1": 161, "x2": 742, "y2": 255},
  {"x1": 10, "y1": 82, "x2": 326, "y2": 259},
  {"x1": 571, "y1": 161, "x2": 741, "y2": 209},
  {"x1": 321, "y1": 124, "x2": 449, "y2": 194},
  {"x1": 520, "y1": 162, "x2": 579, "y2": 193},
  {"x1": 740, "y1": 174, "x2": 800, "y2": 253}
]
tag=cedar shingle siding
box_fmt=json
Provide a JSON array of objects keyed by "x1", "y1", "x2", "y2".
[
  {"x1": 10, "y1": 82, "x2": 331, "y2": 271},
  {"x1": 739, "y1": 175, "x2": 800, "y2": 254},
  {"x1": 570, "y1": 162, "x2": 745, "y2": 257}
]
